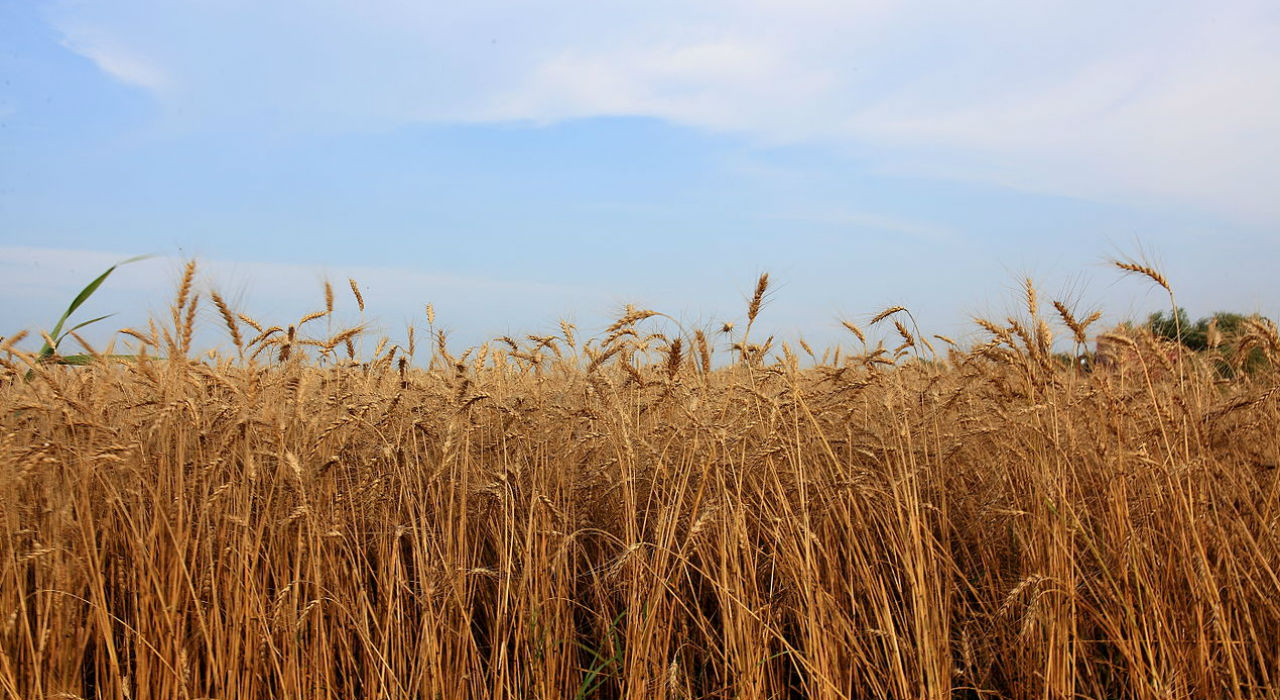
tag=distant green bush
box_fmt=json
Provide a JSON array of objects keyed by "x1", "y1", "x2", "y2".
[{"x1": 1145, "y1": 307, "x2": 1272, "y2": 376}]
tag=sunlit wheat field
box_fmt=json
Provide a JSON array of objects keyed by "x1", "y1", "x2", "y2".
[{"x1": 3, "y1": 263, "x2": 1279, "y2": 700}]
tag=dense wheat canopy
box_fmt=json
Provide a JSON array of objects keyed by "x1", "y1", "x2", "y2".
[{"x1": 2, "y1": 270, "x2": 1279, "y2": 700}]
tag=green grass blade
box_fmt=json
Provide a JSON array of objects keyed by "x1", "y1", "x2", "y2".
[
  {"x1": 39, "y1": 255, "x2": 149, "y2": 358},
  {"x1": 57, "y1": 314, "x2": 116, "y2": 342}
]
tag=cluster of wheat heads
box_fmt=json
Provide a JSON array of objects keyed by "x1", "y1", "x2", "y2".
[{"x1": 2, "y1": 264, "x2": 1280, "y2": 700}]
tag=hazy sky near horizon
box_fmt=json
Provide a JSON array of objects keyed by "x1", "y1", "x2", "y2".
[{"x1": 2, "y1": 0, "x2": 1278, "y2": 352}]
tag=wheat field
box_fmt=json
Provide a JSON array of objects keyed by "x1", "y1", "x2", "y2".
[{"x1": 2, "y1": 265, "x2": 1279, "y2": 699}]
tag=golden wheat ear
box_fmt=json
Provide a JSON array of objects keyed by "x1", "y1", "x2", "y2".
[
  {"x1": 1113, "y1": 259, "x2": 1172, "y2": 293},
  {"x1": 747, "y1": 272, "x2": 769, "y2": 324},
  {"x1": 348, "y1": 278, "x2": 365, "y2": 312}
]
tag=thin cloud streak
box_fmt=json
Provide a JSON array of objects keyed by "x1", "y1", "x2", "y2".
[{"x1": 45, "y1": 0, "x2": 1280, "y2": 225}]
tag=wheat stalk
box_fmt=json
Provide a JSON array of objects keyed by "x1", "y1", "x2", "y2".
[
  {"x1": 211, "y1": 291, "x2": 243, "y2": 352},
  {"x1": 869, "y1": 306, "x2": 906, "y2": 326},
  {"x1": 348, "y1": 278, "x2": 365, "y2": 313},
  {"x1": 841, "y1": 320, "x2": 866, "y2": 344},
  {"x1": 747, "y1": 273, "x2": 770, "y2": 324},
  {"x1": 1113, "y1": 260, "x2": 1171, "y2": 293}
]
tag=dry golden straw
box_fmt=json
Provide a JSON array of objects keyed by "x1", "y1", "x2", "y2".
[
  {"x1": 349, "y1": 277, "x2": 365, "y2": 312},
  {"x1": 2, "y1": 265, "x2": 1278, "y2": 700}
]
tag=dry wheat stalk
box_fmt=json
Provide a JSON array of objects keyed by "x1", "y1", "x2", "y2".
[
  {"x1": 1023, "y1": 277, "x2": 1039, "y2": 319},
  {"x1": 324, "y1": 327, "x2": 363, "y2": 353},
  {"x1": 1113, "y1": 260, "x2": 1171, "y2": 293},
  {"x1": 665, "y1": 337, "x2": 683, "y2": 380},
  {"x1": 237, "y1": 313, "x2": 263, "y2": 333},
  {"x1": 298, "y1": 310, "x2": 328, "y2": 326},
  {"x1": 869, "y1": 306, "x2": 906, "y2": 326},
  {"x1": 747, "y1": 273, "x2": 769, "y2": 324},
  {"x1": 606, "y1": 307, "x2": 659, "y2": 334},
  {"x1": 694, "y1": 329, "x2": 712, "y2": 374},
  {"x1": 6, "y1": 259, "x2": 1279, "y2": 700},
  {"x1": 1052, "y1": 301, "x2": 1088, "y2": 346},
  {"x1": 119, "y1": 328, "x2": 154, "y2": 348},
  {"x1": 559, "y1": 319, "x2": 576, "y2": 349},
  {"x1": 181, "y1": 293, "x2": 199, "y2": 356},
  {"x1": 0, "y1": 329, "x2": 29, "y2": 355},
  {"x1": 975, "y1": 317, "x2": 1011, "y2": 343},
  {"x1": 348, "y1": 278, "x2": 365, "y2": 312},
  {"x1": 211, "y1": 292, "x2": 243, "y2": 351},
  {"x1": 894, "y1": 320, "x2": 915, "y2": 347},
  {"x1": 172, "y1": 259, "x2": 196, "y2": 325},
  {"x1": 1035, "y1": 318, "x2": 1053, "y2": 357},
  {"x1": 841, "y1": 320, "x2": 866, "y2": 344},
  {"x1": 1007, "y1": 317, "x2": 1036, "y2": 356}
]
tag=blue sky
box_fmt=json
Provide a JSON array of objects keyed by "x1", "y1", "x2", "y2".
[{"x1": 2, "y1": 0, "x2": 1278, "y2": 353}]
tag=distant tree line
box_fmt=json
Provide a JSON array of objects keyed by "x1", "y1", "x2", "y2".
[
  {"x1": 1054, "y1": 308, "x2": 1275, "y2": 376},
  {"x1": 1139, "y1": 308, "x2": 1273, "y2": 376}
]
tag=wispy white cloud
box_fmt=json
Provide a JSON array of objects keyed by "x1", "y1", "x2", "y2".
[
  {"x1": 843, "y1": 8, "x2": 1280, "y2": 224},
  {"x1": 56, "y1": 23, "x2": 169, "y2": 91},
  {"x1": 44, "y1": 0, "x2": 1280, "y2": 225}
]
